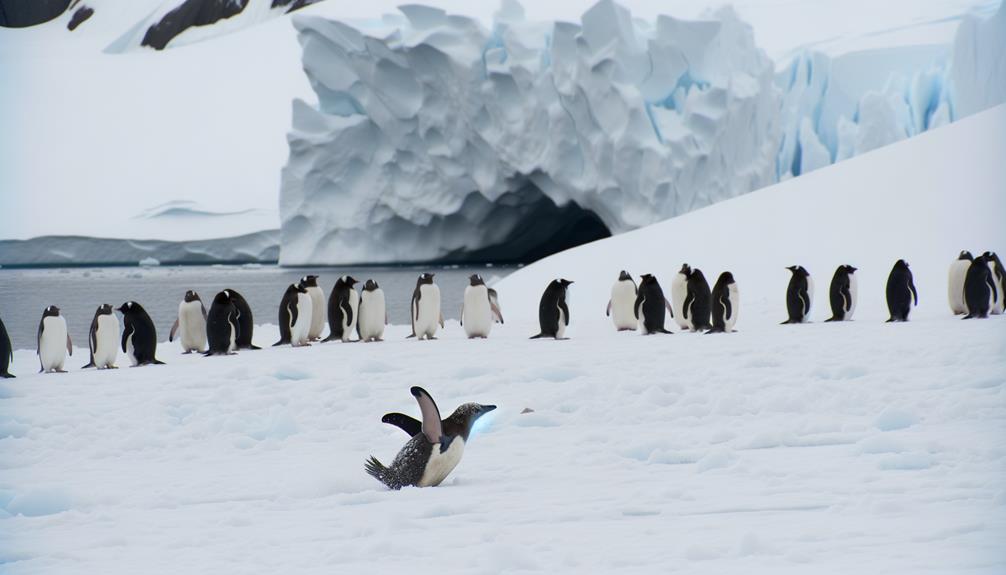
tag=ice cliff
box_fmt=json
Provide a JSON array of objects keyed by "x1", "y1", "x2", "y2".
[{"x1": 280, "y1": 0, "x2": 1004, "y2": 265}]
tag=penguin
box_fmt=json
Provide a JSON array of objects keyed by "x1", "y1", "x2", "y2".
[
  {"x1": 117, "y1": 301, "x2": 164, "y2": 366},
  {"x1": 205, "y1": 290, "x2": 241, "y2": 356},
  {"x1": 357, "y1": 279, "x2": 388, "y2": 342},
  {"x1": 606, "y1": 270, "x2": 638, "y2": 331},
  {"x1": 299, "y1": 275, "x2": 327, "y2": 340},
  {"x1": 82, "y1": 304, "x2": 119, "y2": 369},
  {"x1": 825, "y1": 265, "x2": 858, "y2": 322},
  {"x1": 324, "y1": 275, "x2": 360, "y2": 342},
  {"x1": 168, "y1": 290, "x2": 207, "y2": 353},
  {"x1": 707, "y1": 272, "x2": 739, "y2": 333},
  {"x1": 461, "y1": 274, "x2": 501, "y2": 339},
  {"x1": 885, "y1": 260, "x2": 918, "y2": 322},
  {"x1": 782, "y1": 265, "x2": 814, "y2": 324},
  {"x1": 37, "y1": 305, "x2": 72, "y2": 373},
  {"x1": 365, "y1": 386, "x2": 496, "y2": 490},
  {"x1": 227, "y1": 289, "x2": 259, "y2": 350},
  {"x1": 487, "y1": 288, "x2": 504, "y2": 324},
  {"x1": 683, "y1": 268, "x2": 712, "y2": 331},
  {"x1": 962, "y1": 253, "x2": 999, "y2": 319},
  {"x1": 409, "y1": 273, "x2": 444, "y2": 340},
  {"x1": 633, "y1": 274, "x2": 673, "y2": 335},
  {"x1": 0, "y1": 315, "x2": 13, "y2": 378},
  {"x1": 984, "y1": 251, "x2": 1005, "y2": 315},
  {"x1": 530, "y1": 279, "x2": 573, "y2": 340},
  {"x1": 670, "y1": 264, "x2": 691, "y2": 330},
  {"x1": 274, "y1": 283, "x2": 313, "y2": 347},
  {"x1": 947, "y1": 251, "x2": 973, "y2": 315}
]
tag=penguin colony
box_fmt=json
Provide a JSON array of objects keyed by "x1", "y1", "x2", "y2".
[
  {"x1": 1, "y1": 253, "x2": 1001, "y2": 488},
  {"x1": 3, "y1": 252, "x2": 1003, "y2": 378}
]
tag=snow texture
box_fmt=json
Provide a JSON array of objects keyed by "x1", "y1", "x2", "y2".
[{"x1": 0, "y1": 103, "x2": 1003, "y2": 574}]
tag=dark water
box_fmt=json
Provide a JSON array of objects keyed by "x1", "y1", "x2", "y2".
[{"x1": 0, "y1": 264, "x2": 514, "y2": 350}]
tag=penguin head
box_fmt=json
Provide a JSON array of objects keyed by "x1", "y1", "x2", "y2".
[
  {"x1": 618, "y1": 270, "x2": 632, "y2": 282},
  {"x1": 446, "y1": 402, "x2": 497, "y2": 440},
  {"x1": 299, "y1": 275, "x2": 319, "y2": 288},
  {"x1": 959, "y1": 250, "x2": 974, "y2": 261},
  {"x1": 718, "y1": 271, "x2": 735, "y2": 285},
  {"x1": 895, "y1": 259, "x2": 909, "y2": 270},
  {"x1": 639, "y1": 273, "x2": 655, "y2": 284},
  {"x1": 363, "y1": 279, "x2": 380, "y2": 291},
  {"x1": 559, "y1": 278, "x2": 573, "y2": 288},
  {"x1": 43, "y1": 305, "x2": 61, "y2": 317},
  {"x1": 678, "y1": 263, "x2": 692, "y2": 276},
  {"x1": 418, "y1": 273, "x2": 435, "y2": 285},
  {"x1": 184, "y1": 290, "x2": 200, "y2": 303},
  {"x1": 843, "y1": 265, "x2": 858, "y2": 274},
  {"x1": 96, "y1": 303, "x2": 113, "y2": 316},
  {"x1": 787, "y1": 265, "x2": 808, "y2": 277},
  {"x1": 690, "y1": 268, "x2": 707, "y2": 282},
  {"x1": 469, "y1": 274, "x2": 484, "y2": 286},
  {"x1": 214, "y1": 290, "x2": 233, "y2": 304},
  {"x1": 116, "y1": 301, "x2": 135, "y2": 314},
  {"x1": 288, "y1": 283, "x2": 307, "y2": 295}
]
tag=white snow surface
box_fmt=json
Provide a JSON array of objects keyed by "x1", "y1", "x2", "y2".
[
  {"x1": 1, "y1": 105, "x2": 1004, "y2": 574},
  {"x1": 278, "y1": 0, "x2": 1006, "y2": 265}
]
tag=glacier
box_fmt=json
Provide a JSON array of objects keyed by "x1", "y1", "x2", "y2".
[{"x1": 279, "y1": 0, "x2": 1006, "y2": 266}]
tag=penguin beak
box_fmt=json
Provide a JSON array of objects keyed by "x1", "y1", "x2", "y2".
[{"x1": 479, "y1": 405, "x2": 497, "y2": 416}]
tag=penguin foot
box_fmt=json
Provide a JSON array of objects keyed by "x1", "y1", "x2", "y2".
[
  {"x1": 183, "y1": 350, "x2": 192, "y2": 355},
  {"x1": 0, "y1": 373, "x2": 14, "y2": 378}
]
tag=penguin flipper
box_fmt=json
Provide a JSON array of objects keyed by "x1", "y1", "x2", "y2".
[
  {"x1": 66, "y1": 334, "x2": 73, "y2": 356},
  {"x1": 665, "y1": 298, "x2": 674, "y2": 318},
  {"x1": 490, "y1": 302, "x2": 504, "y2": 324},
  {"x1": 169, "y1": 318, "x2": 179, "y2": 342},
  {"x1": 606, "y1": 300, "x2": 611, "y2": 317},
  {"x1": 411, "y1": 386, "x2": 444, "y2": 443},
  {"x1": 439, "y1": 312, "x2": 445, "y2": 329},
  {"x1": 382, "y1": 413, "x2": 423, "y2": 437}
]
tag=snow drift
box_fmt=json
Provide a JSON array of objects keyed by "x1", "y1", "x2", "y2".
[{"x1": 279, "y1": 0, "x2": 1006, "y2": 265}]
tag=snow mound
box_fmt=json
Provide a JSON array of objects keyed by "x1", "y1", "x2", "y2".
[{"x1": 279, "y1": 0, "x2": 782, "y2": 264}]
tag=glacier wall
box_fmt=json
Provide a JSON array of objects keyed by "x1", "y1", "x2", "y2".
[
  {"x1": 279, "y1": 0, "x2": 781, "y2": 264},
  {"x1": 279, "y1": 0, "x2": 1005, "y2": 265}
]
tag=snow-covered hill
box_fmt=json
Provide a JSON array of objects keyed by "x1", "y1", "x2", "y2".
[{"x1": 0, "y1": 103, "x2": 1003, "y2": 575}]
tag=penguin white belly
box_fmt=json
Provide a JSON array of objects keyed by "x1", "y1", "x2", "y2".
[
  {"x1": 415, "y1": 284, "x2": 441, "y2": 338},
  {"x1": 228, "y1": 322, "x2": 237, "y2": 352},
  {"x1": 419, "y1": 438, "x2": 466, "y2": 487},
  {"x1": 178, "y1": 301, "x2": 207, "y2": 352},
  {"x1": 40, "y1": 316, "x2": 68, "y2": 371},
  {"x1": 359, "y1": 289, "x2": 386, "y2": 341},
  {"x1": 948, "y1": 261, "x2": 969, "y2": 314},
  {"x1": 637, "y1": 300, "x2": 649, "y2": 334},
  {"x1": 805, "y1": 276, "x2": 815, "y2": 321},
  {"x1": 291, "y1": 293, "x2": 313, "y2": 346},
  {"x1": 993, "y1": 265, "x2": 1005, "y2": 314},
  {"x1": 93, "y1": 314, "x2": 119, "y2": 368},
  {"x1": 846, "y1": 275, "x2": 858, "y2": 320},
  {"x1": 556, "y1": 306, "x2": 567, "y2": 339},
  {"x1": 670, "y1": 274, "x2": 689, "y2": 329},
  {"x1": 125, "y1": 332, "x2": 138, "y2": 367},
  {"x1": 987, "y1": 262, "x2": 1002, "y2": 313},
  {"x1": 463, "y1": 286, "x2": 493, "y2": 338},
  {"x1": 610, "y1": 281, "x2": 637, "y2": 331},
  {"x1": 724, "y1": 284, "x2": 740, "y2": 331},
  {"x1": 307, "y1": 286, "x2": 326, "y2": 339}
]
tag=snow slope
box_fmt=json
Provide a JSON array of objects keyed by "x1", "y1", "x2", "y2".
[{"x1": 0, "y1": 105, "x2": 1003, "y2": 574}]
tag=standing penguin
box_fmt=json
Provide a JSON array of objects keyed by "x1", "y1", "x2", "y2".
[
  {"x1": 357, "y1": 279, "x2": 388, "y2": 342},
  {"x1": 782, "y1": 266, "x2": 814, "y2": 324},
  {"x1": 531, "y1": 279, "x2": 573, "y2": 340},
  {"x1": 825, "y1": 265, "x2": 858, "y2": 322},
  {"x1": 169, "y1": 290, "x2": 207, "y2": 354},
  {"x1": 118, "y1": 302, "x2": 164, "y2": 366},
  {"x1": 707, "y1": 272, "x2": 740, "y2": 333},
  {"x1": 461, "y1": 274, "x2": 501, "y2": 339},
  {"x1": 984, "y1": 252, "x2": 1005, "y2": 315},
  {"x1": 82, "y1": 304, "x2": 119, "y2": 369},
  {"x1": 683, "y1": 268, "x2": 712, "y2": 331},
  {"x1": 487, "y1": 288, "x2": 504, "y2": 324},
  {"x1": 962, "y1": 253, "x2": 999, "y2": 319},
  {"x1": 205, "y1": 290, "x2": 241, "y2": 356},
  {"x1": 299, "y1": 275, "x2": 327, "y2": 340},
  {"x1": 885, "y1": 260, "x2": 918, "y2": 322},
  {"x1": 409, "y1": 273, "x2": 444, "y2": 340},
  {"x1": 324, "y1": 275, "x2": 360, "y2": 342},
  {"x1": 365, "y1": 386, "x2": 496, "y2": 490},
  {"x1": 670, "y1": 264, "x2": 691, "y2": 330},
  {"x1": 633, "y1": 274, "x2": 673, "y2": 335},
  {"x1": 606, "y1": 271, "x2": 638, "y2": 331},
  {"x1": 227, "y1": 289, "x2": 259, "y2": 350},
  {"x1": 274, "y1": 283, "x2": 313, "y2": 347},
  {"x1": 0, "y1": 315, "x2": 13, "y2": 378},
  {"x1": 37, "y1": 306, "x2": 72, "y2": 373},
  {"x1": 947, "y1": 251, "x2": 974, "y2": 315}
]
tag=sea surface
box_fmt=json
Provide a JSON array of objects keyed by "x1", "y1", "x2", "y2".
[{"x1": 0, "y1": 264, "x2": 514, "y2": 350}]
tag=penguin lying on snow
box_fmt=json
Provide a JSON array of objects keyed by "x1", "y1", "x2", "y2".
[{"x1": 366, "y1": 386, "x2": 496, "y2": 490}]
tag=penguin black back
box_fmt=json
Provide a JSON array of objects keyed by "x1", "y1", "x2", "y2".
[
  {"x1": 531, "y1": 279, "x2": 572, "y2": 339},
  {"x1": 325, "y1": 275, "x2": 359, "y2": 342},
  {"x1": 683, "y1": 268, "x2": 712, "y2": 331},
  {"x1": 117, "y1": 301, "x2": 164, "y2": 366},
  {"x1": 826, "y1": 265, "x2": 857, "y2": 322},
  {"x1": 962, "y1": 253, "x2": 998, "y2": 319},
  {"x1": 206, "y1": 290, "x2": 240, "y2": 355},
  {"x1": 885, "y1": 260, "x2": 918, "y2": 322},
  {"x1": 274, "y1": 283, "x2": 307, "y2": 346},
  {"x1": 782, "y1": 265, "x2": 812, "y2": 324},
  {"x1": 633, "y1": 274, "x2": 672, "y2": 334},
  {"x1": 0, "y1": 315, "x2": 13, "y2": 378},
  {"x1": 226, "y1": 289, "x2": 259, "y2": 350},
  {"x1": 708, "y1": 271, "x2": 738, "y2": 333}
]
